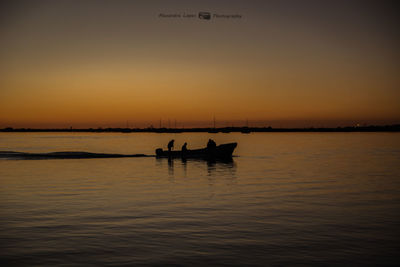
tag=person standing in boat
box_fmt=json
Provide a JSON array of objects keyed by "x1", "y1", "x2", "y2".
[
  {"x1": 181, "y1": 142, "x2": 187, "y2": 152},
  {"x1": 181, "y1": 142, "x2": 188, "y2": 158},
  {"x1": 207, "y1": 139, "x2": 216, "y2": 149},
  {"x1": 168, "y1": 139, "x2": 175, "y2": 152}
]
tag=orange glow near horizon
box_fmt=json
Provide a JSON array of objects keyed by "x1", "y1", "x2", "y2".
[{"x1": 1, "y1": 1, "x2": 399, "y2": 128}]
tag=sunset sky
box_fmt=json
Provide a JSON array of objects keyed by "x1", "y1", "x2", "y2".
[{"x1": 1, "y1": 0, "x2": 399, "y2": 128}]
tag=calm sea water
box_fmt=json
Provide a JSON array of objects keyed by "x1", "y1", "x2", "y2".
[{"x1": 1, "y1": 132, "x2": 399, "y2": 266}]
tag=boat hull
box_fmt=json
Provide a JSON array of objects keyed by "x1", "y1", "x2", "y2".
[{"x1": 155, "y1": 142, "x2": 237, "y2": 159}]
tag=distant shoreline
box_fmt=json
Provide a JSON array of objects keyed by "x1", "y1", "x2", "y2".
[{"x1": 1, "y1": 125, "x2": 399, "y2": 133}]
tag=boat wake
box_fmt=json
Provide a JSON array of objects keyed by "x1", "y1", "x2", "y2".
[{"x1": 0, "y1": 151, "x2": 153, "y2": 160}]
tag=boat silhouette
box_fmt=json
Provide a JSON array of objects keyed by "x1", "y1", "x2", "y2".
[{"x1": 155, "y1": 142, "x2": 237, "y2": 159}]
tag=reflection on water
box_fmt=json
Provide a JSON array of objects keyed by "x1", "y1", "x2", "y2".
[
  {"x1": 158, "y1": 157, "x2": 237, "y2": 183},
  {"x1": 0, "y1": 132, "x2": 399, "y2": 266},
  {"x1": 168, "y1": 158, "x2": 174, "y2": 177}
]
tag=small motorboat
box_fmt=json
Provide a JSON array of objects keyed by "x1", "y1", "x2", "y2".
[{"x1": 155, "y1": 142, "x2": 237, "y2": 159}]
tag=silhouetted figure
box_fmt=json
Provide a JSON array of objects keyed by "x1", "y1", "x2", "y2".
[
  {"x1": 207, "y1": 139, "x2": 216, "y2": 149},
  {"x1": 181, "y1": 142, "x2": 188, "y2": 159},
  {"x1": 168, "y1": 139, "x2": 174, "y2": 152},
  {"x1": 182, "y1": 142, "x2": 187, "y2": 152}
]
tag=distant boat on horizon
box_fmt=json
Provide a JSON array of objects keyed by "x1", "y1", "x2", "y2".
[
  {"x1": 241, "y1": 127, "x2": 251, "y2": 134},
  {"x1": 208, "y1": 115, "x2": 219, "y2": 133}
]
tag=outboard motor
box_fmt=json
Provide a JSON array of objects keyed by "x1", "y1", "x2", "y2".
[{"x1": 155, "y1": 148, "x2": 163, "y2": 157}]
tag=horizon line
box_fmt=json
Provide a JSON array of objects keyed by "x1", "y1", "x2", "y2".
[{"x1": 1, "y1": 124, "x2": 399, "y2": 133}]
